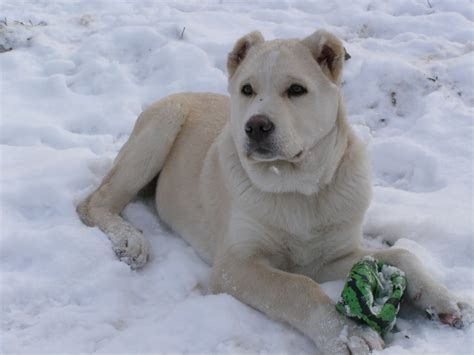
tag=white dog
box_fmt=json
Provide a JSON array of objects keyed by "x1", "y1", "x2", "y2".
[{"x1": 78, "y1": 30, "x2": 469, "y2": 354}]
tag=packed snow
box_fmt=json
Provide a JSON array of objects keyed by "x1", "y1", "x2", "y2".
[{"x1": 1, "y1": 1, "x2": 473, "y2": 354}]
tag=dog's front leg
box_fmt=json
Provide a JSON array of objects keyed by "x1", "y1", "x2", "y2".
[{"x1": 211, "y1": 250, "x2": 383, "y2": 355}]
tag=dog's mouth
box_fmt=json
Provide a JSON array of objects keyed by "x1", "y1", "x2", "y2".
[{"x1": 246, "y1": 147, "x2": 305, "y2": 163}]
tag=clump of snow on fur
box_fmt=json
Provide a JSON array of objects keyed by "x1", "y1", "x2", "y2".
[{"x1": 269, "y1": 165, "x2": 281, "y2": 175}]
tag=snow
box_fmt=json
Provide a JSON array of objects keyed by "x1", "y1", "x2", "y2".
[{"x1": 1, "y1": 0, "x2": 473, "y2": 354}]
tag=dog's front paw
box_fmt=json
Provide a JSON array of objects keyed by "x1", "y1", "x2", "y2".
[
  {"x1": 315, "y1": 307, "x2": 384, "y2": 355},
  {"x1": 111, "y1": 229, "x2": 150, "y2": 269},
  {"x1": 326, "y1": 324, "x2": 383, "y2": 355}
]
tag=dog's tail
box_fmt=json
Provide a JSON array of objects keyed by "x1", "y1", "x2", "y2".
[{"x1": 77, "y1": 94, "x2": 190, "y2": 268}]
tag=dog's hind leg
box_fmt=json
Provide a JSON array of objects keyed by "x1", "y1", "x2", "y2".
[
  {"x1": 77, "y1": 94, "x2": 190, "y2": 268},
  {"x1": 316, "y1": 247, "x2": 470, "y2": 328}
]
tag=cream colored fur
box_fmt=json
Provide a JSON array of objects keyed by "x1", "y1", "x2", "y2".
[{"x1": 78, "y1": 30, "x2": 470, "y2": 354}]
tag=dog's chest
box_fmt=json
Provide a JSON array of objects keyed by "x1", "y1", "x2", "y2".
[
  {"x1": 283, "y1": 228, "x2": 339, "y2": 268},
  {"x1": 255, "y1": 193, "x2": 357, "y2": 268}
]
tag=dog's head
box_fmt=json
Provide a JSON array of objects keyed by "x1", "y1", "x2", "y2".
[{"x1": 227, "y1": 30, "x2": 346, "y2": 195}]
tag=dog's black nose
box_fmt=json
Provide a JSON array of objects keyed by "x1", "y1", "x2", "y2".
[{"x1": 245, "y1": 115, "x2": 274, "y2": 142}]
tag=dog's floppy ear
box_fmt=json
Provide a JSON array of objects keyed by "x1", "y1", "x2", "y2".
[
  {"x1": 227, "y1": 31, "x2": 264, "y2": 78},
  {"x1": 301, "y1": 30, "x2": 345, "y2": 85}
]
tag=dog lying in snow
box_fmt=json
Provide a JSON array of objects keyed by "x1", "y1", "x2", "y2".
[{"x1": 78, "y1": 30, "x2": 470, "y2": 354}]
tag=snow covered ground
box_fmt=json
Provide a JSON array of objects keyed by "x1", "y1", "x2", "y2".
[{"x1": 1, "y1": 0, "x2": 473, "y2": 354}]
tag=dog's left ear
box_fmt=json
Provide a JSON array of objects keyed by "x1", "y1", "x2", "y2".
[{"x1": 301, "y1": 30, "x2": 345, "y2": 85}]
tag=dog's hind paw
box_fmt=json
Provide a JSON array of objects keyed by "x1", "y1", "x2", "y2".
[
  {"x1": 422, "y1": 292, "x2": 473, "y2": 329},
  {"x1": 457, "y1": 301, "x2": 474, "y2": 327}
]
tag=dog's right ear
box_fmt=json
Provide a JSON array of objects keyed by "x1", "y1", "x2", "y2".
[{"x1": 227, "y1": 31, "x2": 264, "y2": 78}]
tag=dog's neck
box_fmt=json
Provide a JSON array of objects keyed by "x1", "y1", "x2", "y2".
[{"x1": 312, "y1": 97, "x2": 350, "y2": 189}]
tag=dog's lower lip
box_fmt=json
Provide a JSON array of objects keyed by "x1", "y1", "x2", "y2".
[
  {"x1": 246, "y1": 146, "x2": 273, "y2": 160},
  {"x1": 248, "y1": 154, "x2": 277, "y2": 162},
  {"x1": 246, "y1": 148, "x2": 304, "y2": 163}
]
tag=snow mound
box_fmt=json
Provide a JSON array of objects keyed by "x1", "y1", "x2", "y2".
[{"x1": 371, "y1": 138, "x2": 445, "y2": 192}]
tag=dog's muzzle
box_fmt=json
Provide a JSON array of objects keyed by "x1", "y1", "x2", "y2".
[
  {"x1": 245, "y1": 115, "x2": 275, "y2": 143},
  {"x1": 244, "y1": 114, "x2": 279, "y2": 160}
]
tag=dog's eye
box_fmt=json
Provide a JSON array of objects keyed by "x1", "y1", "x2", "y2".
[
  {"x1": 287, "y1": 84, "x2": 307, "y2": 97},
  {"x1": 241, "y1": 84, "x2": 254, "y2": 96}
]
